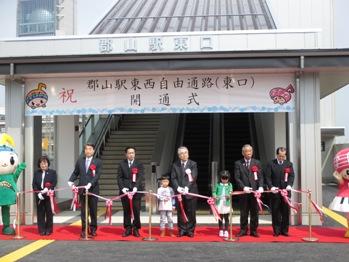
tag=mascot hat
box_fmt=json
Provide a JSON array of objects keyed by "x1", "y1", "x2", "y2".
[
  {"x1": 333, "y1": 148, "x2": 349, "y2": 173},
  {"x1": 0, "y1": 133, "x2": 16, "y2": 152}
]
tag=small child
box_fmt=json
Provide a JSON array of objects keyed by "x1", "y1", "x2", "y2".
[
  {"x1": 212, "y1": 170, "x2": 233, "y2": 238},
  {"x1": 157, "y1": 175, "x2": 175, "y2": 237}
]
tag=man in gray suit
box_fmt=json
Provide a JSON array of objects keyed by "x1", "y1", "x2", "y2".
[{"x1": 171, "y1": 146, "x2": 198, "y2": 237}]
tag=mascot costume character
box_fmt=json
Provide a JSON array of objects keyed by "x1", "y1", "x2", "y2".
[
  {"x1": 329, "y1": 148, "x2": 349, "y2": 238},
  {"x1": 0, "y1": 133, "x2": 26, "y2": 235}
]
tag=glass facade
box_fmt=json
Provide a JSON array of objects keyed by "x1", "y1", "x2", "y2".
[{"x1": 17, "y1": 0, "x2": 56, "y2": 36}]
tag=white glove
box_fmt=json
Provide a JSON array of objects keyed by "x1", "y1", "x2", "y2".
[
  {"x1": 271, "y1": 187, "x2": 279, "y2": 193},
  {"x1": 243, "y1": 187, "x2": 252, "y2": 193},
  {"x1": 85, "y1": 183, "x2": 92, "y2": 190},
  {"x1": 122, "y1": 188, "x2": 129, "y2": 194},
  {"x1": 286, "y1": 185, "x2": 292, "y2": 191},
  {"x1": 38, "y1": 193, "x2": 44, "y2": 200},
  {"x1": 132, "y1": 187, "x2": 137, "y2": 193},
  {"x1": 41, "y1": 187, "x2": 49, "y2": 194},
  {"x1": 184, "y1": 186, "x2": 189, "y2": 194},
  {"x1": 258, "y1": 187, "x2": 264, "y2": 193},
  {"x1": 68, "y1": 181, "x2": 74, "y2": 188},
  {"x1": 177, "y1": 186, "x2": 185, "y2": 194}
]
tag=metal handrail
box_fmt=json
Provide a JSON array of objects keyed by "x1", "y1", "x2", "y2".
[
  {"x1": 79, "y1": 115, "x2": 93, "y2": 138},
  {"x1": 94, "y1": 115, "x2": 120, "y2": 158}
]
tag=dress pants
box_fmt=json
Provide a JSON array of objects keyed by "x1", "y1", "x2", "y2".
[
  {"x1": 239, "y1": 194, "x2": 258, "y2": 233},
  {"x1": 177, "y1": 196, "x2": 197, "y2": 234},
  {"x1": 79, "y1": 193, "x2": 98, "y2": 232}
]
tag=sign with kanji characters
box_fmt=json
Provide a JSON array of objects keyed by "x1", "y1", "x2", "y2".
[{"x1": 24, "y1": 74, "x2": 295, "y2": 116}]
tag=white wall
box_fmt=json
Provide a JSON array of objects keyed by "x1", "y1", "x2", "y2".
[
  {"x1": 320, "y1": 0, "x2": 349, "y2": 144},
  {"x1": 267, "y1": 0, "x2": 334, "y2": 48}
]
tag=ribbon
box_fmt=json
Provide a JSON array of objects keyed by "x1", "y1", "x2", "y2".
[
  {"x1": 127, "y1": 192, "x2": 134, "y2": 221},
  {"x1": 105, "y1": 199, "x2": 113, "y2": 225},
  {"x1": 284, "y1": 173, "x2": 288, "y2": 182},
  {"x1": 253, "y1": 191, "x2": 270, "y2": 213},
  {"x1": 207, "y1": 197, "x2": 221, "y2": 221},
  {"x1": 176, "y1": 194, "x2": 188, "y2": 223},
  {"x1": 310, "y1": 198, "x2": 324, "y2": 222},
  {"x1": 70, "y1": 187, "x2": 80, "y2": 211},
  {"x1": 47, "y1": 189, "x2": 60, "y2": 215},
  {"x1": 280, "y1": 189, "x2": 299, "y2": 212}
]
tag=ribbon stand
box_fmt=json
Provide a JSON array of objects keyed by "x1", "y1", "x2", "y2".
[
  {"x1": 81, "y1": 189, "x2": 90, "y2": 241},
  {"x1": 143, "y1": 190, "x2": 157, "y2": 241},
  {"x1": 13, "y1": 192, "x2": 23, "y2": 239},
  {"x1": 302, "y1": 190, "x2": 318, "y2": 242},
  {"x1": 224, "y1": 194, "x2": 237, "y2": 242}
]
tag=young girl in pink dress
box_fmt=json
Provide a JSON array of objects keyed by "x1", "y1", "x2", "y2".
[{"x1": 329, "y1": 148, "x2": 349, "y2": 237}]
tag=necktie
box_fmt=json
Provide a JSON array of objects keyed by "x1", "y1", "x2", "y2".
[
  {"x1": 246, "y1": 160, "x2": 250, "y2": 168},
  {"x1": 182, "y1": 162, "x2": 185, "y2": 169},
  {"x1": 41, "y1": 171, "x2": 45, "y2": 189},
  {"x1": 85, "y1": 158, "x2": 90, "y2": 171},
  {"x1": 129, "y1": 161, "x2": 132, "y2": 168}
]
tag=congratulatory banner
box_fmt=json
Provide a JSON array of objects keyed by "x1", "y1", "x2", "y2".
[{"x1": 25, "y1": 74, "x2": 295, "y2": 116}]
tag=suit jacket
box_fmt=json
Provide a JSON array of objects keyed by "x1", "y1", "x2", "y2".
[
  {"x1": 265, "y1": 159, "x2": 295, "y2": 189},
  {"x1": 69, "y1": 156, "x2": 102, "y2": 194},
  {"x1": 32, "y1": 169, "x2": 57, "y2": 193},
  {"x1": 171, "y1": 159, "x2": 198, "y2": 196},
  {"x1": 117, "y1": 159, "x2": 145, "y2": 193},
  {"x1": 234, "y1": 158, "x2": 263, "y2": 191}
]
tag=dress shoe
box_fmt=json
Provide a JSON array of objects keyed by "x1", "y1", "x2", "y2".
[
  {"x1": 122, "y1": 228, "x2": 132, "y2": 237},
  {"x1": 187, "y1": 232, "x2": 194, "y2": 238},
  {"x1": 250, "y1": 232, "x2": 260, "y2": 237},
  {"x1": 39, "y1": 232, "x2": 46, "y2": 236},
  {"x1": 80, "y1": 232, "x2": 87, "y2": 239},
  {"x1": 236, "y1": 231, "x2": 247, "y2": 237},
  {"x1": 273, "y1": 232, "x2": 280, "y2": 237},
  {"x1": 281, "y1": 232, "x2": 289, "y2": 236},
  {"x1": 177, "y1": 231, "x2": 186, "y2": 237},
  {"x1": 45, "y1": 231, "x2": 52, "y2": 236},
  {"x1": 133, "y1": 228, "x2": 140, "y2": 237},
  {"x1": 90, "y1": 229, "x2": 97, "y2": 237}
]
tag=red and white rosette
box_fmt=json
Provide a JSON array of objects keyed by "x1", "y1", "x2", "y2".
[
  {"x1": 185, "y1": 168, "x2": 193, "y2": 182},
  {"x1": 90, "y1": 164, "x2": 96, "y2": 177},
  {"x1": 251, "y1": 165, "x2": 259, "y2": 181},
  {"x1": 71, "y1": 186, "x2": 80, "y2": 211},
  {"x1": 105, "y1": 199, "x2": 113, "y2": 225},
  {"x1": 131, "y1": 167, "x2": 138, "y2": 183},
  {"x1": 284, "y1": 167, "x2": 291, "y2": 182}
]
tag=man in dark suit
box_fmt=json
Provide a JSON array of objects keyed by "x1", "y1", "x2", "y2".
[
  {"x1": 118, "y1": 146, "x2": 145, "y2": 237},
  {"x1": 265, "y1": 147, "x2": 295, "y2": 237},
  {"x1": 32, "y1": 156, "x2": 57, "y2": 235},
  {"x1": 171, "y1": 146, "x2": 198, "y2": 237},
  {"x1": 234, "y1": 144, "x2": 264, "y2": 237},
  {"x1": 68, "y1": 143, "x2": 102, "y2": 238}
]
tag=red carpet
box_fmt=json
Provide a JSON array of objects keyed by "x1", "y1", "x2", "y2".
[{"x1": 1, "y1": 226, "x2": 349, "y2": 243}]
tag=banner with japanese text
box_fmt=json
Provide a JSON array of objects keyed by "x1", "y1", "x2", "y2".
[{"x1": 24, "y1": 74, "x2": 295, "y2": 116}]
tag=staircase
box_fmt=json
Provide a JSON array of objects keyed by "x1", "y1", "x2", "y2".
[
  {"x1": 182, "y1": 113, "x2": 211, "y2": 204},
  {"x1": 98, "y1": 114, "x2": 161, "y2": 207}
]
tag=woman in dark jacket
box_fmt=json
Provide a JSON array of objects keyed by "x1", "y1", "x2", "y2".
[{"x1": 32, "y1": 156, "x2": 57, "y2": 235}]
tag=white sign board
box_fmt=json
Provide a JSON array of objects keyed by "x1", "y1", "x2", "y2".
[{"x1": 25, "y1": 74, "x2": 295, "y2": 116}]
